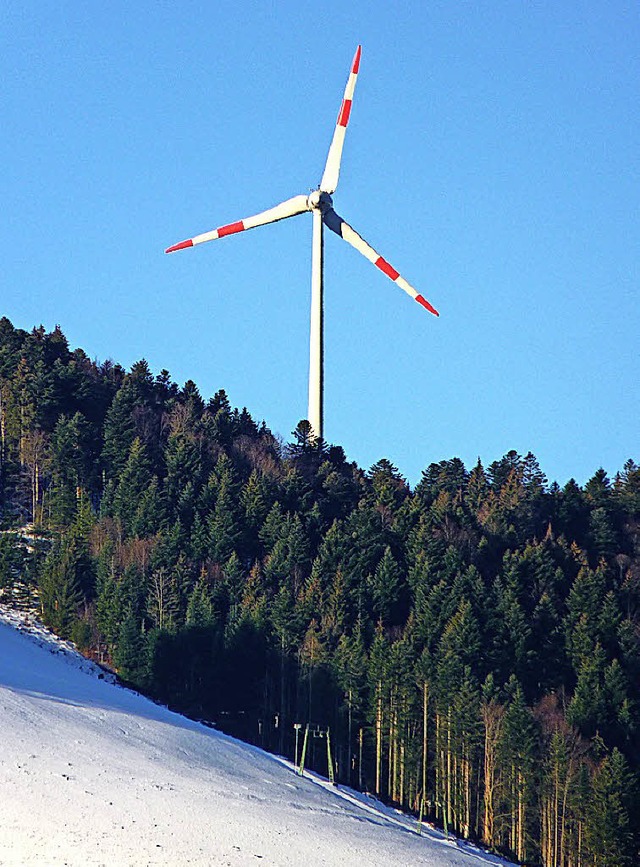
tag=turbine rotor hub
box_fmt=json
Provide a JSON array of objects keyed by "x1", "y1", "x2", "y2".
[{"x1": 308, "y1": 190, "x2": 333, "y2": 211}]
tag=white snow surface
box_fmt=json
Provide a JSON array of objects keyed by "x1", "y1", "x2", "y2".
[{"x1": 0, "y1": 607, "x2": 513, "y2": 866}]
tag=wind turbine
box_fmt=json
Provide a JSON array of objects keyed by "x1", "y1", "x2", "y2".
[{"x1": 165, "y1": 45, "x2": 438, "y2": 442}]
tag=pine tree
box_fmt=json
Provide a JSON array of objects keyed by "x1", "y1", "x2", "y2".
[
  {"x1": 101, "y1": 385, "x2": 137, "y2": 481},
  {"x1": 567, "y1": 642, "x2": 607, "y2": 735},
  {"x1": 585, "y1": 748, "x2": 636, "y2": 867},
  {"x1": 185, "y1": 577, "x2": 214, "y2": 627},
  {"x1": 112, "y1": 437, "x2": 153, "y2": 536},
  {"x1": 113, "y1": 606, "x2": 145, "y2": 683},
  {"x1": 38, "y1": 537, "x2": 85, "y2": 638},
  {"x1": 259, "y1": 501, "x2": 286, "y2": 552},
  {"x1": 49, "y1": 412, "x2": 91, "y2": 526},
  {"x1": 368, "y1": 624, "x2": 390, "y2": 796},
  {"x1": 241, "y1": 470, "x2": 271, "y2": 534},
  {"x1": 589, "y1": 507, "x2": 618, "y2": 562},
  {"x1": 615, "y1": 458, "x2": 640, "y2": 515},
  {"x1": 131, "y1": 476, "x2": 164, "y2": 538},
  {"x1": 481, "y1": 675, "x2": 505, "y2": 850},
  {"x1": 334, "y1": 622, "x2": 366, "y2": 784},
  {"x1": 0, "y1": 534, "x2": 19, "y2": 592},
  {"x1": 223, "y1": 551, "x2": 245, "y2": 623},
  {"x1": 500, "y1": 677, "x2": 537, "y2": 863},
  {"x1": 369, "y1": 546, "x2": 403, "y2": 626},
  {"x1": 164, "y1": 432, "x2": 203, "y2": 526}
]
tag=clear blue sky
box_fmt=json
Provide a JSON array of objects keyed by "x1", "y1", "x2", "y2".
[{"x1": 1, "y1": 2, "x2": 638, "y2": 487}]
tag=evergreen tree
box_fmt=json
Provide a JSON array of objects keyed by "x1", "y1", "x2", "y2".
[
  {"x1": 38, "y1": 532, "x2": 92, "y2": 638},
  {"x1": 585, "y1": 748, "x2": 636, "y2": 867},
  {"x1": 208, "y1": 477, "x2": 242, "y2": 564},
  {"x1": 113, "y1": 606, "x2": 145, "y2": 683},
  {"x1": 369, "y1": 546, "x2": 403, "y2": 626},
  {"x1": 112, "y1": 437, "x2": 153, "y2": 536},
  {"x1": 185, "y1": 576, "x2": 214, "y2": 627},
  {"x1": 101, "y1": 384, "x2": 137, "y2": 481}
]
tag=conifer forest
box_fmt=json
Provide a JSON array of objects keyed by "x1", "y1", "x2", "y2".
[{"x1": 0, "y1": 317, "x2": 638, "y2": 866}]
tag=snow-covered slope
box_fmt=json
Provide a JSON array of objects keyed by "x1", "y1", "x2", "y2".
[{"x1": 0, "y1": 609, "x2": 512, "y2": 866}]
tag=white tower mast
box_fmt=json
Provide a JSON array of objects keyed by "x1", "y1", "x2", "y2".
[{"x1": 308, "y1": 207, "x2": 324, "y2": 441}]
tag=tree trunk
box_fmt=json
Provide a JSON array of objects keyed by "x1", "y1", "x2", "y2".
[
  {"x1": 422, "y1": 681, "x2": 428, "y2": 806},
  {"x1": 517, "y1": 770, "x2": 525, "y2": 862},
  {"x1": 0, "y1": 386, "x2": 5, "y2": 473},
  {"x1": 435, "y1": 711, "x2": 441, "y2": 822},
  {"x1": 511, "y1": 763, "x2": 517, "y2": 855},
  {"x1": 446, "y1": 707, "x2": 452, "y2": 833},
  {"x1": 375, "y1": 680, "x2": 382, "y2": 795},
  {"x1": 463, "y1": 747, "x2": 470, "y2": 838},
  {"x1": 345, "y1": 688, "x2": 353, "y2": 786},
  {"x1": 481, "y1": 700, "x2": 504, "y2": 849},
  {"x1": 387, "y1": 698, "x2": 392, "y2": 798},
  {"x1": 399, "y1": 734, "x2": 405, "y2": 807},
  {"x1": 279, "y1": 636, "x2": 286, "y2": 755},
  {"x1": 551, "y1": 757, "x2": 560, "y2": 867}
]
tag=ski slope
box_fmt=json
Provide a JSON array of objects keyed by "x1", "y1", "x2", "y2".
[{"x1": 0, "y1": 608, "x2": 512, "y2": 866}]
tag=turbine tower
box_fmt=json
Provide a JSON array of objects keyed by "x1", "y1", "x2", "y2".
[{"x1": 165, "y1": 46, "x2": 438, "y2": 442}]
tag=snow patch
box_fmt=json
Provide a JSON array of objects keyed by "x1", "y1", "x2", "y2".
[{"x1": 0, "y1": 606, "x2": 513, "y2": 866}]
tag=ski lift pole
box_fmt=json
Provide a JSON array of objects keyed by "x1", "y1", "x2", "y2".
[
  {"x1": 293, "y1": 723, "x2": 302, "y2": 771},
  {"x1": 298, "y1": 724, "x2": 309, "y2": 776},
  {"x1": 326, "y1": 727, "x2": 335, "y2": 785}
]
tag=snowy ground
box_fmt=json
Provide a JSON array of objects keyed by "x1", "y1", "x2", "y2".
[{"x1": 0, "y1": 607, "x2": 513, "y2": 866}]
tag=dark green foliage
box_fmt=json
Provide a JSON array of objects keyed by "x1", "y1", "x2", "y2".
[
  {"x1": 0, "y1": 534, "x2": 20, "y2": 589},
  {"x1": 113, "y1": 438, "x2": 154, "y2": 536},
  {"x1": 585, "y1": 748, "x2": 637, "y2": 867},
  {"x1": 185, "y1": 577, "x2": 214, "y2": 627},
  {"x1": 113, "y1": 607, "x2": 145, "y2": 683},
  {"x1": 369, "y1": 546, "x2": 403, "y2": 625},
  {"x1": 0, "y1": 532, "x2": 39, "y2": 608},
  {"x1": 38, "y1": 539, "x2": 83, "y2": 638},
  {"x1": 49, "y1": 412, "x2": 93, "y2": 526},
  {"x1": 1, "y1": 318, "x2": 639, "y2": 866}
]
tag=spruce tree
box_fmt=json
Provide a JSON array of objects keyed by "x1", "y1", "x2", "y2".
[{"x1": 585, "y1": 748, "x2": 636, "y2": 867}]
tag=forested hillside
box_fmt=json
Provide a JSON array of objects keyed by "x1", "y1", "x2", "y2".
[{"x1": 1, "y1": 317, "x2": 638, "y2": 866}]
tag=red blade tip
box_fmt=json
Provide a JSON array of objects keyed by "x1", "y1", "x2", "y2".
[
  {"x1": 416, "y1": 294, "x2": 439, "y2": 316},
  {"x1": 165, "y1": 239, "x2": 194, "y2": 254},
  {"x1": 352, "y1": 45, "x2": 362, "y2": 74}
]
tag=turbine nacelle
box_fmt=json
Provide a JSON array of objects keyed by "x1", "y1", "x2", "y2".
[{"x1": 307, "y1": 190, "x2": 333, "y2": 212}]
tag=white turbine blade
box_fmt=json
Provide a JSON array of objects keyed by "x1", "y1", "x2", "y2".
[
  {"x1": 165, "y1": 195, "x2": 310, "y2": 253},
  {"x1": 323, "y1": 208, "x2": 439, "y2": 316},
  {"x1": 319, "y1": 45, "x2": 361, "y2": 195}
]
